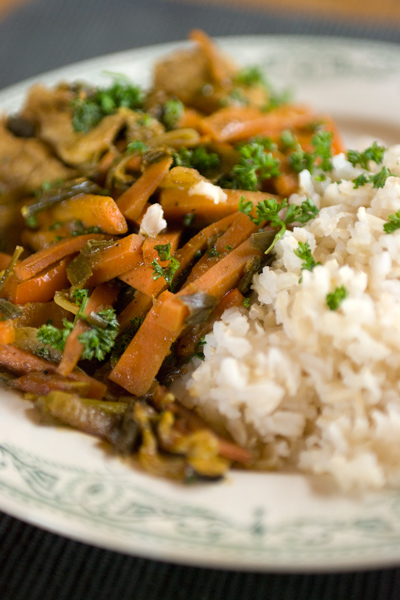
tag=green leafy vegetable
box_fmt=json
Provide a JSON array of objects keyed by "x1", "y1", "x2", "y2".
[
  {"x1": 172, "y1": 146, "x2": 220, "y2": 173},
  {"x1": 37, "y1": 288, "x2": 119, "y2": 361},
  {"x1": 229, "y1": 142, "x2": 281, "y2": 191},
  {"x1": 347, "y1": 142, "x2": 386, "y2": 170},
  {"x1": 326, "y1": 285, "x2": 348, "y2": 311},
  {"x1": 127, "y1": 140, "x2": 148, "y2": 154},
  {"x1": 161, "y1": 99, "x2": 184, "y2": 130},
  {"x1": 294, "y1": 241, "x2": 320, "y2": 273},
  {"x1": 383, "y1": 210, "x2": 400, "y2": 234},
  {"x1": 239, "y1": 196, "x2": 319, "y2": 254},
  {"x1": 152, "y1": 243, "x2": 180, "y2": 288},
  {"x1": 352, "y1": 166, "x2": 393, "y2": 189},
  {"x1": 72, "y1": 78, "x2": 144, "y2": 133},
  {"x1": 233, "y1": 66, "x2": 267, "y2": 87},
  {"x1": 279, "y1": 129, "x2": 298, "y2": 151},
  {"x1": 289, "y1": 130, "x2": 333, "y2": 174}
]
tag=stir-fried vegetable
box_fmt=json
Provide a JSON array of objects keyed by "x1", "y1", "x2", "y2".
[{"x1": 0, "y1": 30, "x2": 346, "y2": 482}]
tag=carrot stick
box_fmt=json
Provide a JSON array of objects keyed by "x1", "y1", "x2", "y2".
[
  {"x1": 4, "y1": 257, "x2": 70, "y2": 304},
  {"x1": 200, "y1": 105, "x2": 316, "y2": 143},
  {"x1": 160, "y1": 181, "x2": 278, "y2": 227},
  {"x1": 58, "y1": 283, "x2": 119, "y2": 377},
  {"x1": 118, "y1": 231, "x2": 181, "y2": 297},
  {"x1": 0, "y1": 320, "x2": 15, "y2": 345},
  {"x1": 157, "y1": 237, "x2": 263, "y2": 332},
  {"x1": 183, "y1": 212, "x2": 258, "y2": 285},
  {"x1": 85, "y1": 233, "x2": 144, "y2": 287},
  {"x1": 0, "y1": 253, "x2": 11, "y2": 271},
  {"x1": 116, "y1": 156, "x2": 173, "y2": 222},
  {"x1": 109, "y1": 290, "x2": 184, "y2": 396},
  {"x1": 142, "y1": 230, "x2": 181, "y2": 268},
  {"x1": 0, "y1": 343, "x2": 106, "y2": 398},
  {"x1": 118, "y1": 291, "x2": 153, "y2": 330},
  {"x1": 38, "y1": 194, "x2": 128, "y2": 235},
  {"x1": 14, "y1": 233, "x2": 107, "y2": 281}
]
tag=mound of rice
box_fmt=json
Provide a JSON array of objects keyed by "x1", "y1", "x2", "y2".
[{"x1": 179, "y1": 145, "x2": 400, "y2": 490}]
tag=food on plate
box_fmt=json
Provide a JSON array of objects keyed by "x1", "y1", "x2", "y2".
[{"x1": 0, "y1": 31, "x2": 397, "y2": 488}]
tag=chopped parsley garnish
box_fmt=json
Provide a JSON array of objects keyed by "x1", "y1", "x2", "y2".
[
  {"x1": 239, "y1": 196, "x2": 319, "y2": 253},
  {"x1": 243, "y1": 297, "x2": 251, "y2": 308},
  {"x1": 294, "y1": 241, "x2": 320, "y2": 273},
  {"x1": 207, "y1": 245, "x2": 221, "y2": 257},
  {"x1": 279, "y1": 129, "x2": 298, "y2": 151},
  {"x1": 326, "y1": 285, "x2": 348, "y2": 311},
  {"x1": 161, "y1": 99, "x2": 184, "y2": 130},
  {"x1": 347, "y1": 142, "x2": 386, "y2": 170},
  {"x1": 151, "y1": 243, "x2": 180, "y2": 288},
  {"x1": 384, "y1": 210, "x2": 400, "y2": 234},
  {"x1": 72, "y1": 78, "x2": 144, "y2": 133},
  {"x1": 262, "y1": 89, "x2": 292, "y2": 112},
  {"x1": 37, "y1": 288, "x2": 119, "y2": 361},
  {"x1": 127, "y1": 140, "x2": 148, "y2": 154},
  {"x1": 182, "y1": 213, "x2": 197, "y2": 227},
  {"x1": 172, "y1": 146, "x2": 220, "y2": 173},
  {"x1": 233, "y1": 66, "x2": 267, "y2": 88},
  {"x1": 289, "y1": 130, "x2": 333, "y2": 174},
  {"x1": 229, "y1": 142, "x2": 281, "y2": 191},
  {"x1": 71, "y1": 220, "x2": 103, "y2": 236},
  {"x1": 352, "y1": 166, "x2": 393, "y2": 189}
]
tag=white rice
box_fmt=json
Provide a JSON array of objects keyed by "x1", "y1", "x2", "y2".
[{"x1": 179, "y1": 145, "x2": 400, "y2": 490}]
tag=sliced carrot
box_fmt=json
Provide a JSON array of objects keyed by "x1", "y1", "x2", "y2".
[
  {"x1": 200, "y1": 104, "x2": 316, "y2": 143},
  {"x1": 0, "y1": 343, "x2": 106, "y2": 398},
  {"x1": 0, "y1": 320, "x2": 15, "y2": 345},
  {"x1": 37, "y1": 194, "x2": 128, "y2": 235},
  {"x1": 176, "y1": 287, "x2": 244, "y2": 358},
  {"x1": 157, "y1": 237, "x2": 263, "y2": 332},
  {"x1": 21, "y1": 226, "x2": 76, "y2": 252},
  {"x1": 85, "y1": 233, "x2": 144, "y2": 287},
  {"x1": 109, "y1": 290, "x2": 184, "y2": 396},
  {"x1": 183, "y1": 212, "x2": 258, "y2": 285},
  {"x1": 118, "y1": 231, "x2": 181, "y2": 297},
  {"x1": 118, "y1": 291, "x2": 153, "y2": 330},
  {"x1": 14, "y1": 233, "x2": 107, "y2": 281},
  {"x1": 14, "y1": 372, "x2": 91, "y2": 397},
  {"x1": 0, "y1": 253, "x2": 12, "y2": 271},
  {"x1": 5, "y1": 257, "x2": 70, "y2": 304},
  {"x1": 58, "y1": 283, "x2": 119, "y2": 377},
  {"x1": 142, "y1": 230, "x2": 181, "y2": 268},
  {"x1": 116, "y1": 156, "x2": 173, "y2": 222},
  {"x1": 160, "y1": 185, "x2": 277, "y2": 227},
  {"x1": 119, "y1": 264, "x2": 165, "y2": 298}
]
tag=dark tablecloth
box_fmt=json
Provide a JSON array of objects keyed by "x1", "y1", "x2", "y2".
[{"x1": 1, "y1": 1, "x2": 400, "y2": 598}]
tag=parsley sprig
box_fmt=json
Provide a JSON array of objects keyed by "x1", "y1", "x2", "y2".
[
  {"x1": 72, "y1": 77, "x2": 144, "y2": 133},
  {"x1": 172, "y1": 146, "x2": 220, "y2": 173},
  {"x1": 347, "y1": 142, "x2": 386, "y2": 170},
  {"x1": 239, "y1": 196, "x2": 319, "y2": 253},
  {"x1": 289, "y1": 130, "x2": 333, "y2": 174},
  {"x1": 294, "y1": 241, "x2": 320, "y2": 275},
  {"x1": 151, "y1": 243, "x2": 180, "y2": 288},
  {"x1": 352, "y1": 166, "x2": 393, "y2": 189},
  {"x1": 37, "y1": 289, "x2": 119, "y2": 361},
  {"x1": 230, "y1": 142, "x2": 281, "y2": 191},
  {"x1": 326, "y1": 285, "x2": 348, "y2": 311},
  {"x1": 383, "y1": 210, "x2": 400, "y2": 234}
]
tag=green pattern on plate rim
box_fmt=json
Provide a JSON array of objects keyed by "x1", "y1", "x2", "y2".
[{"x1": 1, "y1": 443, "x2": 400, "y2": 565}]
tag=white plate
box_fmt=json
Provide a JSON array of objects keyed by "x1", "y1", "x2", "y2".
[{"x1": 2, "y1": 36, "x2": 400, "y2": 573}]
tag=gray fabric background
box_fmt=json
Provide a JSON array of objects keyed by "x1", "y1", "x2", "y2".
[{"x1": 0, "y1": 1, "x2": 400, "y2": 598}]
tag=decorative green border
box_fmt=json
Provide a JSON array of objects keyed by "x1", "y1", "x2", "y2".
[{"x1": 2, "y1": 443, "x2": 400, "y2": 565}]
